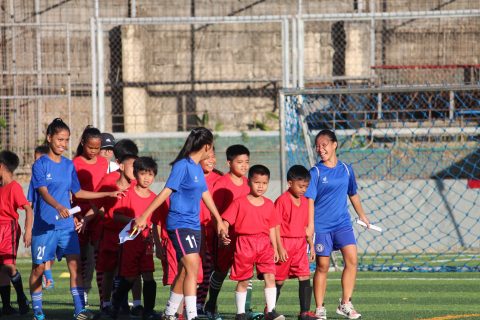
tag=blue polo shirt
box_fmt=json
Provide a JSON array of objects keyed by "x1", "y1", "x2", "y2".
[
  {"x1": 31, "y1": 155, "x2": 81, "y2": 233},
  {"x1": 165, "y1": 157, "x2": 208, "y2": 231},
  {"x1": 304, "y1": 161, "x2": 357, "y2": 233}
]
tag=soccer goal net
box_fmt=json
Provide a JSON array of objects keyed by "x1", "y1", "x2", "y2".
[{"x1": 280, "y1": 86, "x2": 480, "y2": 271}]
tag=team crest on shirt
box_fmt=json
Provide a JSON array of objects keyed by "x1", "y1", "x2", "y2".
[
  {"x1": 46, "y1": 173, "x2": 52, "y2": 180},
  {"x1": 315, "y1": 243, "x2": 324, "y2": 253},
  {"x1": 194, "y1": 175, "x2": 199, "y2": 182},
  {"x1": 322, "y1": 176, "x2": 328, "y2": 184}
]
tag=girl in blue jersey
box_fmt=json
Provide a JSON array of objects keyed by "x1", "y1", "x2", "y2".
[
  {"x1": 304, "y1": 129, "x2": 370, "y2": 320},
  {"x1": 29, "y1": 118, "x2": 122, "y2": 320},
  {"x1": 133, "y1": 127, "x2": 228, "y2": 320}
]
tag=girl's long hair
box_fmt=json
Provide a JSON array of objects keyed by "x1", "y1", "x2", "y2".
[
  {"x1": 170, "y1": 127, "x2": 213, "y2": 165},
  {"x1": 75, "y1": 125, "x2": 102, "y2": 157},
  {"x1": 45, "y1": 118, "x2": 70, "y2": 145}
]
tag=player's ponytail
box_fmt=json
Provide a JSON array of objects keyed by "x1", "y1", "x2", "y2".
[
  {"x1": 45, "y1": 118, "x2": 70, "y2": 144},
  {"x1": 75, "y1": 125, "x2": 102, "y2": 157},
  {"x1": 170, "y1": 127, "x2": 213, "y2": 165}
]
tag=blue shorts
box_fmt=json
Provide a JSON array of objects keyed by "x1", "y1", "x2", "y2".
[
  {"x1": 314, "y1": 226, "x2": 356, "y2": 257},
  {"x1": 168, "y1": 228, "x2": 201, "y2": 261},
  {"x1": 31, "y1": 229, "x2": 80, "y2": 265}
]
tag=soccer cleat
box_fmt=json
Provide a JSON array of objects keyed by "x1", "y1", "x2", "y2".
[
  {"x1": 298, "y1": 311, "x2": 319, "y2": 320},
  {"x1": 235, "y1": 313, "x2": 248, "y2": 320},
  {"x1": 34, "y1": 313, "x2": 46, "y2": 320},
  {"x1": 19, "y1": 297, "x2": 31, "y2": 314},
  {"x1": 264, "y1": 309, "x2": 285, "y2": 320},
  {"x1": 130, "y1": 305, "x2": 144, "y2": 319},
  {"x1": 247, "y1": 311, "x2": 264, "y2": 320},
  {"x1": 73, "y1": 308, "x2": 97, "y2": 320},
  {"x1": 336, "y1": 299, "x2": 361, "y2": 319},
  {"x1": 161, "y1": 314, "x2": 177, "y2": 320},
  {"x1": 315, "y1": 307, "x2": 327, "y2": 320},
  {"x1": 175, "y1": 313, "x2": 185, "y2": 320}
]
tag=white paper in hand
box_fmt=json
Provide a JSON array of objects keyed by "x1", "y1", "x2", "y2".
[
  {"x1": 119, "y1": 220, "x2": 140, "y2": 244},
  {"x1": 55, "y1": 206, "x2": 81, "y2": 220},
  {"x1": 356, "y1": 219, "x2": 382, "y2": 232}
]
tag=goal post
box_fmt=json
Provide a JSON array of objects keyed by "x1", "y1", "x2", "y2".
[{"x1": 279, "y1": 86, "x2": 480, "y2": 271}]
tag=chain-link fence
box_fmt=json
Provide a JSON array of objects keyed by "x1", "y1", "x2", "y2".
[{"x1": 1, "y1": 0, "x2": 479, "y2": 175}]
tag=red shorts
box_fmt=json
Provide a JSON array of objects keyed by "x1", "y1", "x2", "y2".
[
  {"x1": 275, "y1": 237, "x2": 310, "y2": 281},
  {"x1": 119, "y1": 232, "x2": 155, "y2": 278},
  {"x1": 96, "y1": 229, "x2": 120, "y2": 273},
  {"x1": 160, "y1": 238, "x2": 204, "y2": 286},
  {"x1": 213, "y1": 230, "x2": 236, "y2": 273},
  {"x1": 230, "y1": 234, "x2": 275, "y2": 281},
  {"x1": 0, "y1": 221, "x2": 20, "y2": 265}
]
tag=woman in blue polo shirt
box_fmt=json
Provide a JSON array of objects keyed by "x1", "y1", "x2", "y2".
[
  {"x1": 305, "y1": 129, "x2": 370, "y2": 320},
  {"x1": 133, "y1": 127, "x2": 228, "y2": 320}
]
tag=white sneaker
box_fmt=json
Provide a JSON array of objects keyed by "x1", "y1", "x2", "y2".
[
  {"x1": 336, "y1": 299, "x2": 361, "y2": 319},
  {"x1": 315, "y1": 306, "x2": 327, "y2": 320}
]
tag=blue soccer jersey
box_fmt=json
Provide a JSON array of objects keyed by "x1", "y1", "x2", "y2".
[
  {"x1": 304, "y1": 161, "x2": 358, "y2": 233},
  {"x1": 27, "y1": 180, "x2": 35, "y2": 204},
  {"x1": 165, "y1": 157, "x2": 208, "y2": 231},
  {"x1": 31, "y1": 155, "x2": 81, "y2": 232}
]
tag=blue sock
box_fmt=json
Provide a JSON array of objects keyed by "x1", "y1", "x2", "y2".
[
  {"x1": 71, "y1": 287, "x2": 85, "y2": 315},
  {"x1": 44, "y1": 269, "x2": 53, "y2": 282},
  {"x1": 31, "y1": 292, "x2": 43, "y2": 315}
]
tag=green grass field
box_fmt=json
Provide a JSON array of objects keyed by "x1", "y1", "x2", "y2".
[{"x1": 7, "y1": 258, "x2": 480, "y2": 320}]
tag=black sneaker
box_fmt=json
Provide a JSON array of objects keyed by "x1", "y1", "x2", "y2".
[
  {"x1": 143, "y1": 311, "x2": 162, "y2": 320},
  {"x1": 2, "y1": 304, "x2": 18, "y2": 315},
  {"x1": 235, "y1": 313, "x2": 248, "y2": 320},
  {"x1": 19, "y1": 298, "x2": 31, "y2": 315},
  {"x1": 130, "y1": 305, "x2": 144, "y2": 319},
  {"x1": 264, "y1": 309, "x2": 285, "y2": 320}
]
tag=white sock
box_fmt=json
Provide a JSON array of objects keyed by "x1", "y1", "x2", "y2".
[
  {"x1": 185, "y1": 296, "x2": 197, "y2": 320},
  {"x1": 165, "y1": 291, "x2": 184, "y2": 316},
  {"x1": 133, "y1": 300, "x2": 142, "y2": 307},
  {"x1": 235, "y1": 291, "x2": 247, "y2": 314},
  {"x1": 265, "y1": 287, "x2": 277, "y2": 312}
]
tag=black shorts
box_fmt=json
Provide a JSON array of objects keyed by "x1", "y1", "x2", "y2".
[{"x1": 168, "y1": 228, "x2": 202, "y2": 261}]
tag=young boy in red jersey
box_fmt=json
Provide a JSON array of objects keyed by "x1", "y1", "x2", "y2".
[
  {"x1": 204, "y1": 144, "x2": 250, "y2": 319},
  {"x1": 81, "y1": 139, "x2": 140, "y2": 316},
  {"x1": 274, "y1": 165, "x2": 316, "y2": 320},
  {"x1": 222, "y1": 165, "x2": 284, "y2": 320},
  {"x1": 0, "y1": 151, "x2": 32, "y2": 315},
  {"x1": 110, "y1": 157, "x2": 161, "y2": 320}
]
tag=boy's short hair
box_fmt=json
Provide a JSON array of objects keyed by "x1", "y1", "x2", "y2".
[
  {"x1": 119, "y1": 154, "x2": 138, "y2": 164},
  {"x1": 248, "y1": 164, "x2": 270, "y2": 180},
  {"x1": 0, "y1": 150, "x2": 20, "y2": 173},
  {"x1": 133, "y1": 156, "x2": 158, "y2": 177},
  {"x1": 113, "y1": 139, "x2": 139, "y2": 161},
  {"x1": 34, "y1": 145, "x2": 49, "y2": 155},
  {"x1": 287, "y1": 165, "x2": 311, "y2": 182},
  {"x1": 226, "y1": 144, "x2": 250, "y2": 162}
]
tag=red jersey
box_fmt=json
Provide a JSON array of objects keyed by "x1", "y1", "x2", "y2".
[
  {"x1": 222, "y1": 195, "x2": 277, "y2": 236},
  {"x1": 199, "y1": 171, "x2": 223, "y2": 225},
  {"x1": 274, "y1": 191, "x2": 308, "y2": 238},
  {"x1": 114, "y1": 187, "x2": 160, "y2": 228},
  {"x1": 212, "y1": 174, "x2": 250, "y2": 214},
  {"x1": 93, "y1": 171, "x2": 134, "y2": 231},
  {"x1": 72, "y1": 156, "x2": 108, "y2": 213},
  {"x1": 468, "y1": 179, "x2": 480, "y2": 189},
  {"x1": 0, "y1": 181, "x2": 29, "y2": 222},
  {"x1": 151, "y1": 198, "x2": 170, "y2": 239}
]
